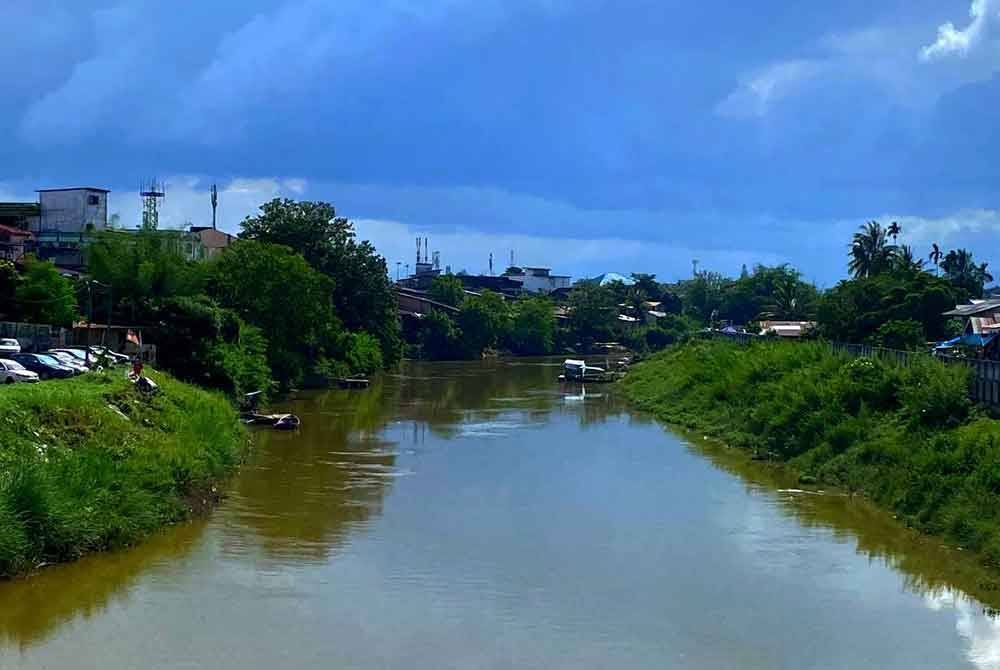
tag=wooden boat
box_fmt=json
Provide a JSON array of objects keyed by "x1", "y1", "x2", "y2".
[
  {"x1": 559, "y1": 359, "x2": 615, "y2": 383},
  {"x1": 336, "y1": 377, "x2": 370, "y2": 389},
  {"x1": 241, "y1": 412, "x2": 301, "y2": 429}
]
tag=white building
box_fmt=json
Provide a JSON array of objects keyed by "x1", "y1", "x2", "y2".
[
  {"x1": 36, "y1": 188, "x2": 109, "y2": 233},
  {"x1": 502, "y1": 266, "x2": 572, "y2": 294}
]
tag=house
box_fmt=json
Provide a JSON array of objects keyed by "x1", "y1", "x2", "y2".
[
  {"x1": 758, "y1": 320, "x2": 816, "y2": 338},
  {"x1": 501, "y1": 266, "x2": 571, "y2": 294},
  {"x1": 939, "y1": 300, "x2": 1000, "y2": 358},
  {"x1": 0, "y1": 224, "x2": 32, "y2": 262},
  {"x1": 190, "y1": 226, "x2": 235, "y2": 258}
]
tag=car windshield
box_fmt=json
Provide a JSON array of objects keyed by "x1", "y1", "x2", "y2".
[
  {"x1": 0, "y1": 339, "x2": 17, "y2": 346},
  {"x1": 2, "y1": 360, "x2": 26, "y2": 371},
  {"x1": 35, "y1": 355, "x2": 62, "y2": 365}
]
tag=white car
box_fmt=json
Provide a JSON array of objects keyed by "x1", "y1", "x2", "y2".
[
  {"x1": 0, "y1": 359, "x2": 39, "y2": 384},
  {"x1": 0, "y1": 339, "x2": 20, "y2": 356}
]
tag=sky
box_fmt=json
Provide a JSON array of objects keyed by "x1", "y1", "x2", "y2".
[{"x1": 4, "y1": 0, "x2": 1000, "y2": 285}]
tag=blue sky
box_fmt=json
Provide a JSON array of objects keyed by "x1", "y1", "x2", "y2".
[{"x1": 4, "y1": 0, "x2": 1000, "y2": 285}]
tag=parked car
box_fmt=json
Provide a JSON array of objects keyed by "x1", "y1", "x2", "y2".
[
  {"x1": 0, "y1": 359, "x2": 39, "y2": 384},
  {"x1": 0, "y1": 339, "x2": 20, "y2": 355},
  {"x1": 45, "y1": 351, "x2": 90, "y2": 374},
  {"x1": 89, "y1": 346, "x2": 130, "y2": 365},
  {"x1": 10, "y1": 353, "x2": 76, "y2": 380},
  {"x1": 48, "y1": 348, "x2": 99, "y2": 369}
]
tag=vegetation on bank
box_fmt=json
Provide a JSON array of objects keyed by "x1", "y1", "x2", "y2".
[
  {"x1": 622, "y1": 339, "x2": 1000, "y2": 567},
  {"x1": 0, "y1": 371, "x2": 246, "y2": 578}
]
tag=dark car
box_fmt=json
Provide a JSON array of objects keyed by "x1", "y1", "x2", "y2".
[{"x1": 10, "y1": 353, "x2": 76, "y2": 380}]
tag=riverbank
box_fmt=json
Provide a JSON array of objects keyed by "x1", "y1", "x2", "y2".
[
  {"x1": 621, "y1": 339, "x2": 1000, "y2": 568},
  {"x1": 0, "y1": 371, "x2": 246, "y2": 578}
]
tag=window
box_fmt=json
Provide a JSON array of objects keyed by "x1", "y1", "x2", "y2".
[{"x1": 87, "y1": 195, "x2": 99, "y2": 206}]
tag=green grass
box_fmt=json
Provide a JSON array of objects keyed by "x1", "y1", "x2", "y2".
[
  {"x1": 622, "y1": 339, "x2": 1000, "y2": 568},
  {"x1": 0, "y1": 370, "x2": 246, "y2": 577}
]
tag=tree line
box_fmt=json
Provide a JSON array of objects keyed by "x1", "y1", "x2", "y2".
[{"x1": 0, "y1": 199, "x2": 401, "y2": 396}]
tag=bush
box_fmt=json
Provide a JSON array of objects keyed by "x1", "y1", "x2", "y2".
[{"x1": 872, "y1": 319, "x2": 926, "y2": 351}]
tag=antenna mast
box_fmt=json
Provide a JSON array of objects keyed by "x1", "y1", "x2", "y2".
[
  {"x1": 210, "y1": 184, "x2": 218, "y2": 230},
  {"x1": 140, "y1": 178, "x2": 165, "y2": 230}
]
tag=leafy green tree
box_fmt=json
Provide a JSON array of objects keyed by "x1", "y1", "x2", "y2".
[
  {"x1": 508, "y1": 297, "x2": 555, "y2": 355},
  {"x1": 209, "y1": 240, "x2": 342, "y2": 385},
  {"x1": 680, "y1": 271, "x2": 728, "y2": 324},
  {"x1": 429, "y1": 274, "x2": 466, "y2": 307},
  {"x1": 239, "y1": 198, "x2": 402, "y2": 364},
  {"x1": 849, "y1": 221, "x2": 896, "y2": 279},
  {"x1": 941, "y1": 248, "x2": 993, "y2": 299},
  {"x1": 892, "y1": 245, "x2": 925, "y2": 276},
  {"x1": 457, "y1": 291, "x2": 510, "y2": 357},
  {"x1": 15, "y1": 257, "x2": 77, "y2": 327},
  {"x1": 630, "y1": 273, "x2": 661, "y2": 301},
  {"x1": 0, "y1": 260, "x2": 19, "y2": 319},
  {"x1": 872, "y1": 319, "x2": 926, "y2": 351},
  {"x1": 568, "y1": 283, "x2": 617, "y2": 349},
  {"x1": 420, "y1": 309, "x2": 461, "y2": 360}
]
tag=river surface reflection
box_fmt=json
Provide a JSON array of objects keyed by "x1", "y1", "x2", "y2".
[{"x1": 2, "y1": 358, "x2": 1000, "y2": 668}]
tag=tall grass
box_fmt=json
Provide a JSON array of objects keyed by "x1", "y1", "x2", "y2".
[
  {"x1": 0, "y1": 371, "x2": 246, "y2": 577},
  {"x1": 622, "y1": 340, "x2": 1000, "y2": 567}
]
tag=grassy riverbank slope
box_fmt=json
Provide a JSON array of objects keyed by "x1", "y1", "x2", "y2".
[
  {"x1": 622, "y1": 340, "x2": 1000, "y2": 566},
  {"x1": 0, "y1": 372, "x2": 246, "y2": 577}
]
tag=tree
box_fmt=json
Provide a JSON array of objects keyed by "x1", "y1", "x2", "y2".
[
  {"x1": 887, "y1": 221, "x2": 901, "y2": 243},
  {"x1": 872, "y1": 319, "x2": 925, "y2": 351},
  {"x1": 208, "y1": 240, "x2": 342, "y2": 385},
  {"x1": 508, "y1": 297, "x2": 555, "y2": 355},
  {"x1": 630, "y1": 273, "x2": 661, "y2": 301},
  {"x1": 457, "y1": 291, "x2": 510, "y2": 357},
  {"x1": 239, "y1": 198, "x2": 402, "y2": 365},
  {"x1": 941, "y1": 248, "x2": 993, "y2": 299},
  {"x1": 0, "y1": 260, "x2": 18, "y2": 319},
  {"x1": 567, "y1": 283, "x2": 617, "y2": 350},
  {"x1": 15, "y1": 257, "x2": 78, "y2": 327},
  {"x1": 929, "y1": 243, "x2": 943, "y2": 275},
  {"x1": 429, "y1": 275, "x2": 466, "y2": 307},
  {"x1": 849, "y1": 221, "x2": 896, "y2": 279},
  {"x1": 420, "y1": 309, "x2": 461, "y2": 360},
  {"x1": 680, "y1": 271, "x2": 727, "y2": 324},
  {"x1": 892, "y1": 245, "x2": 925, "y2": 276}
]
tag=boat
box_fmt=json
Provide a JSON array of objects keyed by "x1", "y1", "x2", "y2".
[
  {"x1": 559, "y1": 359, "x2": 614, "y2": 383},
  {"x1": 241, "y1": 412, "x2": 302, "y2": 430},
  {"x1": 336, "y1": 377, "x2": 370, "y2": 389}
]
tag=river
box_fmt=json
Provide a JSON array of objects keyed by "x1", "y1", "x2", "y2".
[{"x1": 2, "y1": 358, "x2": 1000, "y2": 669}]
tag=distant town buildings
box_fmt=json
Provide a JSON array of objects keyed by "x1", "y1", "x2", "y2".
[{"x1": 501, "y1": 266, "x2": 571, "y2": 294}]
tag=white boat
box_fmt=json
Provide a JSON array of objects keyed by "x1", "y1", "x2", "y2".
[{"x1": 561, "y1": 359, "x2": 607, "y2": 382}]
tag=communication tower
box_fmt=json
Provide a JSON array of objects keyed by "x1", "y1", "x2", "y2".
[{"x1": 140, "y1": 178, "x2": 165, "y2": 230}]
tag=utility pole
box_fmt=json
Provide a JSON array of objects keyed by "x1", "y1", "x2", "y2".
[{"x1": 396, "y1": 261, "x2": 401, "y2": 282}]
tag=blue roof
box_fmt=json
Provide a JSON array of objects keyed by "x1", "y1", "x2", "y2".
[
  {"x1": 936, "y1": 333, "x2": 997, "y2": 349},
  {"x1": 592, "y1": 272, "x2": 635, "y2": 287}
]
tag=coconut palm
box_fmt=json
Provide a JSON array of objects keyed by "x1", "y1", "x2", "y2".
[
  {"x1": 893, "y1": 244, "x2": 924, "y2": 274},
  {"x1": 887, "y1": 221, "x2": 901, "y2": 243},
  {"x1": 849, "y1": 220, "x2": 895, "y2": 279},
  {"x1": 929, "y1": 243, "x2": 943, "y2": 275},
  {"x1": 941, "y1": 249, "x2": 993, "y2": 298}
]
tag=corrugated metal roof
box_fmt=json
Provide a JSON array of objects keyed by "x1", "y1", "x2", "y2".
[{"x1": 943, "y1": 300, "x2": 1000, "y2": 317}]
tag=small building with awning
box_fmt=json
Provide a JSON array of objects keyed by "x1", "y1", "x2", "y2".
[{"x1": 938, "y1": 300, "x2": 1000, "y2": 358}]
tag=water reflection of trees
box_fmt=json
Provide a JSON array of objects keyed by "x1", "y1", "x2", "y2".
[
  {"x1": 0, "y1": 521, "x2": 206, "y2": 650},
  {"x1": 222, "y1": 376, "x2": 403, "y2": 565}
]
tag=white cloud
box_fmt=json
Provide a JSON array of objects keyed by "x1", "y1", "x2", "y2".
[
  {"x1": 715, "y1": 60, "x2": 825, "y2": 119},
  {"x1": 883, "y1": 209, "x2": 1000, "y2": 242},
  {"x1": 921, "y1": 0, "x2": 1000, "y2": 61},
  {"x1": 923, "y1": 588, "x2": 1000, "y2": 670},
  {"x1": 106, "y1": 176, "x2": 307, "y2": 233}
]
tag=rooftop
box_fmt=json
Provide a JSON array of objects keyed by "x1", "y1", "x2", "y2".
[
  {"x1": 943, "y1": 300, "x2": 1000, "y2": 317},
  {"x1": 36, "y1": 187, "x2": 111, "y2": 194}
]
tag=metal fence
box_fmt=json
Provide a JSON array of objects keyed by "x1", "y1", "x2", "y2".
[
  {"x1": 0, "y1": 321, "x2": 68, "y2": 353},
  {"x1": 705, "y1": 330, "x2": 1000, "y2": 408}
]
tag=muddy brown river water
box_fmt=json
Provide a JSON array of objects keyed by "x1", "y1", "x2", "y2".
[{"x1": 2, "y1": 359, "x2": 1000, "y2": 669}]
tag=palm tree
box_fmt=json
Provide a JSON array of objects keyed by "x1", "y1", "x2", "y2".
[
  {"x1": 977, "y1": 262, "x2": 994, "y2": 289},
  {"x1": 893, "y1": 244, "x2": 924, "y2": 274},
  {"x1": 941, "y1": 248, "x2": 992, "y2": 298},
  {"x1": 929, "y1": 243, "x2": 943, "y2": 275},
  {"x1": 887, "y1": 221, "x2": 901, "y2": 243},
  {"x1": 849, "y1": 220, "x2": 895, "y2": 279}
]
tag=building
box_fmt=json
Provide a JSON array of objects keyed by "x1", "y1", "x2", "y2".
[
  {"x1": 501, "y1": 266, "x2": 571, "y2": 294},
  {"x1": 591, "y1": 272, "x2": 635, "y2": 287},
  {"x1": 938, "y1": 300, "x2": 1000, "y2": 358},
  {"x1": 758, "y1": 320, "x2": 816, "y2": 338},
  {"x1": 190, "y1": 227, "x2": 236, "y2": 258},
  {"x1": 0, "y1": 224, "x2": 32, "y2": 262},
  {"x1": 36, "y1": 188, "x2": 109, "y2": 233}
]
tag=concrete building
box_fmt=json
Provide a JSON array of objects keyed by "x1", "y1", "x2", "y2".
[
  {"x1": 501, "y1": 266, "x2": 571, "y2": 294},
  {"x1": 190, "y1": 226, "x2": 235, "y2": 258},
  {"x1": 36, "y1": 188, "x2": 109, "y2": 233},
  {"x1": 0, "y1": 224, "x2": 32, "y2": 262}
]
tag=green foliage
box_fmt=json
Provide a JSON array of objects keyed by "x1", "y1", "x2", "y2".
[
  {"x1": 873, "y1": 319, "x2": 926, "y2": 351},
  {"x1": 239, "y1": 198, "x2": 402, "y2": 365},
  {"x1": 621, "y1": 340, "x2": 1000, "y2": 567},
  {"x1": 457, "y1": 291, "x2": 510, "y2": 357},
  {"x1": 208, "y1": 240, "x2": 341, "y2": 386},
  {"x1": 849, "y1": 220, "x2": 896, "y2": 279},
  {"x1": 817, "y1": 272, "x2": 957, "y2": 343},
  {"x1": 420, "y1": 309, "x2": 461, "y2": 360},
  {"x1": 0, "y1": 260, "x2": 18, "y2": 318},
  {"x1": 429, "y1": 275, "x2": 466, "y2": 307},
  {"x1": 15, "y1": 257, "x2": 78, "y2": 327},
  {"x1": 0, "y1": 371, "x2": 245, "y2": 577},
  {"x1": 339, "y1": 332, "x2": 384, "y2": 374},
  {"x1": 567, "y1": 283, "x2": 616, "y2": 349},
  {"x1": 940, "y1": 248, "x2": 993, "y2": 299},
  {"x1": 508, "y1": 297, "x2": 555, "y2": 355}
]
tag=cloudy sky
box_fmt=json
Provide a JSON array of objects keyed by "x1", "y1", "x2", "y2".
[{"x1": 4, "y1": 0, "x2": 1000, "y2": 284}]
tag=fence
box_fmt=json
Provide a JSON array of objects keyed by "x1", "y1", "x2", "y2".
[
  {"x1": 0, "y1": 321, "x2": 68, "y2": 353},
  {"x1": 705, "y1": 330, "x2": 1000, "y2": 408}
]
